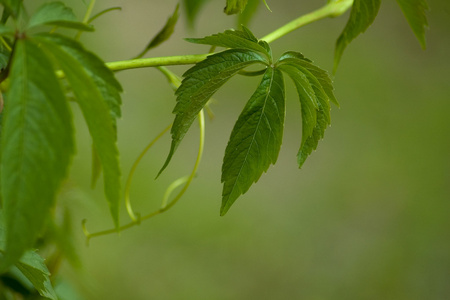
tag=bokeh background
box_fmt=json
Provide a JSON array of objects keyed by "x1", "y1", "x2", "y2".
[{"x1": 53, "y1": 0, "x2": 450, "y2": 299}]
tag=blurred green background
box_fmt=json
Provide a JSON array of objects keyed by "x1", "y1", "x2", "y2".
[{"x1": 54, "y1": 0, "x2": 450, "y2": 299}]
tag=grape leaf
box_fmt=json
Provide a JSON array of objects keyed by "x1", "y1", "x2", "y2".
[
  {"x1": 224, "y1": 0, "x2": 248, "y2": 15},
  {"x1": 221, "y1": 67, "x2": 285, "y2": 215},
  {"x1": 334, "y1": 0, "x2": 381, "y2": 72},
  {"x1": 396, "y1": 0, "x2": 428, "y2": 49},
  {"x1": 135, "y1": 4, "x2": 179, "y2": 59},
  {"x1": 27, "y1": 1, "x2": 94, "y2": 32},
  {"x1": 36, "y1": 34, "x2": 122, "y2": 228},
  {"x1": 277, "y1": 53, "x2": 336, "y2": 168},
  {"x1": 0, "y1": 38, "x2": 74, "y2": 269},
  {"x1": 159, "y1": 48, "x2": 268, "y2": 175},
  {"x1": 186, "y1": 27, "x2": 271, "y2": 59}
]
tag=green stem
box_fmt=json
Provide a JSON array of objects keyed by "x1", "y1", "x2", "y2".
[
  {"x1": 106, "y1": 54, "x2": 210, "y2": 72},
  {"x1": 261, "y1": 0, "x2": 353, "y2": 43},
  {"x1": 75, "y1": 0, "x2": 96, "y2": 40}
]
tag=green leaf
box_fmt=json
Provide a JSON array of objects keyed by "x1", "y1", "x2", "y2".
[
  {"x1": 36, "y1": 34, "x2": 122, "y2": 228},
  {"x1": 28, "y1": 1, "x2": 94, "y2": 31},
  {"x1": 238, "y1": 0, "x2": 260, "y2": 27},
  {"x1": 221, "y1": 67, "x2": 285, "y2": 215},
  {"x1": 135, "y1": 4, "x2": 179, "y2": 59},
  {"x1": 0, "y1": 23, "x2": 14, "y2": 36},
  {"x1": 224, "y1": 0, "x2": 248, "y2": 15},
  {"x1": 183, "y1": 0, "x2": 211, "y2": 27},
  {"x1": 396, "y1": 0, "x2": 428, "y2": 49},
  {"x1": 277, "y1": 52, "x2": 336, "y2": 168},
  {"x1": 160, "y1": 49, "x2": 268, "y2": 175},
  {"x1": 186, "y1": 27, "x2": 271, "y2": 59},
  {"x1": 0, "y1": 0, "x2": 22, "y2": 19},
  {"x1": 334, "y1": 0, "x2": 381, "y2": 72},
  {"x1": 0, "y1": 38, "x2": 74, "y2": 269},
  {"x1": 15, "y1": 251, "x2": 58, "y2": 300}
]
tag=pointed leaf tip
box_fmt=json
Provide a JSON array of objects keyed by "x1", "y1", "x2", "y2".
[{"x1": 334, "y1": 0, "x2": 381, "y2": 72}]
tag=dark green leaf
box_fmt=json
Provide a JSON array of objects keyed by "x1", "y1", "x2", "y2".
[
  {"x1": 36, "y1": 35, "x2": 122, "y2": 228},
  {"x1": 334, "y1": 0, "x2": 381, "y2": 72},
  {"x1": 224, "y1": 0, "x2": 248, "y2": 15},
  {"x1": 0, "y1": 23, "x2": 14, "y2": 36},
  {"x1": 15, "y1": 251, "x2": 57, "y2": 300},
  {"x1": 396, "y1": 0, "x2": 428, "y2": 49},
  {"x1": 160, "y1": 49, "x2": 268, "y2": 175},
  {"x1": 186, "y1": 27, "x2": 271, "y2": 59},
  {"x1": 28, "y1": 1, "x2": 94, "y2": 31},
  {"x1": 183, "y1": 0, "x2": 211, "y2": 27},
  {"x1": 221, "y1": 67, "x2": 285, "y2": 215},
  {"x1": 0, "y1": 0, "x2": 22, "y2": 19},
  {"x1": 135, "y1": 4, "x2": 179, "y2": 59},
  {"x1": 0, "y1": 38, "x2": 74, "y2": 269},
  {"x1": 238, "y1": 0, "x2": 259, "y2": 27},
  {"x1": 91, "y1": 144, "x2": 102, "y2": 189},
  {"x1": 38, "y1": 34, "x2": 122, "y2": 121},
  {"x1": 277, "y1": 53, "x2": 336, "y2": 168}
]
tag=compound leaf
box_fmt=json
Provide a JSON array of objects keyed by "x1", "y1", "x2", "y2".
[
  {"x1": 334, "y1": 0, "x2": 381, "y2": 72},
  {"x1": 396, "y1": 0, "x2": 428, "y2": 49},
  {"x1": 160, "y1": 48, "x2": 268, "y2": 175},
  {"x1": 186, "y1": 27, "x2": 271, "y2": 59},
  {"x1": 135, "y1": 4, "x2": 179, "y2": 59},
  {"x1": 28, "y1": 1, "x2": 93, "y2": 31},
  {"x1": 224, "y1": 0, "x2": 248, "y2": 15},
  {"x1": 36, "y1": 34, "x2": 122, "y2": 228},
  {"x1": 221, "y1": 67, "x2": 285, "y2": 215},
  {"x1": 0, "y1": 38, "x2": 74, "y2": 269}
]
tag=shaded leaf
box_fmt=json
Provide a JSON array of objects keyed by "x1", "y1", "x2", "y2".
[
  {"x1": 160, "y1": 49, "x2": 268, "y2": 175},
  {"x1": 224, "y1": 0, "x2": 248, "y2": 15},
  {"x1": 334, "y1": 0, "x2": 381, "y2": 72},
  {"x1": 0, "y1": 38, "x2": 74, "y2": 269},
  {"x1": 396, "y1": 0, "x2": 428, "y2": 49},
  {"x1": 186, "y1": 27, "x2": 270, "y2": 59},
  {"x1": 28, "y1": 1, "x2": 93, "y2": 31},
  {"x1": 0, "y1": 0, "x2": 22, "y2": 19},
  {"x1": 36, "y1": 34, "x2": 122, "y2": 228},
  {"x1": 221, "y1": 67, "x2": 285, "y2": 215},
  {"x1": 135, "y1": 4, "x2": 179, "y2": 59}
]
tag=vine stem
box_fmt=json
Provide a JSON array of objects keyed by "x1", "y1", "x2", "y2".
[
  {"x1": 261, "y1": 0, "x2": 353, "y2": 43},
  {"x1": 83, "y1": 110, "x2": 205, "y2": 242},
  {"x1": 100, "y1": 0, "x2": 353, "y2": 73}
]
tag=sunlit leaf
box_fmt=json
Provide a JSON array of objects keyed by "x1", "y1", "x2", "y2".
[
  {"x1": 221, "y1": 67, "x2": 285, "y2": 215},
  {"x1": 277, "y1": 52, "x2": 336, "y2": 168},
  {"x1": 334, "y1": 0, "x2": 381, "y2": 72},
  {"x1": 224, "y1": 0, "x2": 248, "y2": 15},
  {"x1": 159, "y1": 48, "x2": 268, "y2": 175},
  {"x1": 396, "y1": 0, "x2": 428, "y2": 49},
  {"x1": 135, "y1": 4, "x2": 179, "y2": 59},
  {"x1": 27, "y1": 1, "x2": 93, "y2": 31},
  {"x1": 0, "y1": 38, "x2": 74, "y2": 269},
  {"x1": 36, "y1": 34, "x2": 122, "y2": 228},
  {"x1": 15, "y1": 251, "x2": 58, "y2": 300}
]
